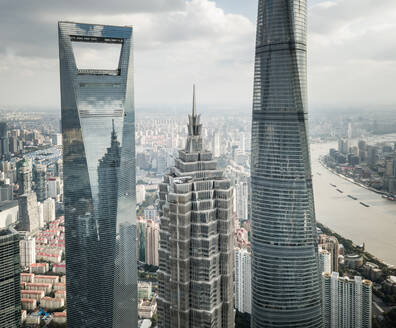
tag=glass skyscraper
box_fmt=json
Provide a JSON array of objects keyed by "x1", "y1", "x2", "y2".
[
  {"x1": 58, "y1": 22, "x2": 137, "y2": 328},
  {"x1": 0, "y1": 227, "x2": 21, "y2": 328},
  {"x1": 250, "y1": 1, "x2": 322, "y2": 327}
]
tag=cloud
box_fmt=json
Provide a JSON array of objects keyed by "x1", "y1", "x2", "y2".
[
  {"x1": 0, "y1": 0, "x2": 255, "y2": 110},
  {"x1": 1, "y1": 0, "x2": 396, "y2": 111},
  {"x1": 308, "y1": 0, "x2": 396, "y2": 109}
]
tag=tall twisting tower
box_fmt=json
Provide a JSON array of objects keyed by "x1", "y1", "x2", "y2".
[
  {"x1": 250, "y1": 1, "x2": 322, "y2": 327},
  {"x1": 157, "y1": 87, "x2": 234, "y2": 328}
]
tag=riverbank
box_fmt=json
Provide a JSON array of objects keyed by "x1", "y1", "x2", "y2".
[
  {"x1": 317, "y1": 222, "x2": 396, "y2": 272},
  {"x1": 318, "y1": 156, "x2": 389, "y2": 197}
]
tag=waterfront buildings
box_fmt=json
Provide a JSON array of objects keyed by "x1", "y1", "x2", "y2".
[
  {"x1": 319, "y1": 235, "x2": 340, "y2": 273},
  {"x1": 319, "y1": 248, "x2": 331, "y2": 274},
  {"x1": 234, "y1": 248, "x2": 251, "y2": 314},
  {"x1": 322, "y1": 272, "x2": 372, "y2": 328},
  {"x1": 157, "y1": 90, "x2": 234, "y2": 328},
  {"x1": 59, "y1": 22, "x2": 137, "y2": 327},
  {"x1": 250, "y1": 1, "x2": 322, "y2": 327},
  {"x1": 0, "y1": 227, "x2": 21, "y2": 328}
]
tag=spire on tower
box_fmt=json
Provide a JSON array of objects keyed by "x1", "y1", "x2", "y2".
[{"x1": 192, "y1": 84, "x2": 196, "y2": 117}]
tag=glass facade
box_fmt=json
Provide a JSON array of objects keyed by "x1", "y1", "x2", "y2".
[
  {"x1": 0, "y1": 228, "x2": 21, "y2": 328},
  {"x1": 58, "y1": 22, "x2": 137, "y2": 328},
  {"x1": 251, "y1": 1, "x2": 322, "y2": 327}
]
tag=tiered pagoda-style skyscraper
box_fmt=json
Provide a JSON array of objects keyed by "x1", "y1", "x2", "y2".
[
  {"x1": 157, "y1": 87, "x2": 234, "y2": 328},
  {"x1": 250, "y1": 1, "x2": 322, "y2": 327}
]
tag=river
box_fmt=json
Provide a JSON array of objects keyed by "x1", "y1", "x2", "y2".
[{"x1": 311, "y1": 139, "x2": 396, "y2": 267}]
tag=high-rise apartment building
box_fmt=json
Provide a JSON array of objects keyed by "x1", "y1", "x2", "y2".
[
  {"x1": 145, "y1": 219, "x2": 159, "y2": 266},
  {"x1": 0, "y1": 227, "x2": 21, "y2": 328},
  {"x1": 42, "y1": 198, "x2": 56, "y2": 223},
  {"x1": 319, "y1": 235, "x2": 339, "y2": 272},
  {"x1": 18, "y1": 193, "x2": 40, "y2": 233},
  {"x1": 235, "y1": 179, "x2": 249, "y2": 221},
  {"x1": 0, "y1": 122, "x2": 9, "y2": 159},
  {"x1": 18, "y1": 160, "x2": 32, "y2": 195},
  {"x1": 59, "y1": 22, "x2": 137, "y2": 328},
  {"x1": 322, "y1": 272, "x2": 372, "y2": 328},
  {"x1": 19, "y1": 235, "x2": 36, "y2": 268},
  {"x1": 137, "y1": 216, "x2": 147, "y2": 263},
  {"x1": 319, "y1": 248, "x2": 331, "y2": 274},
  {"x1": 234, "y1": 248, "x2": 251, "y2": 314},
  {"x1": 250, "y1": 1, "x2": 322, "y2": 327},
  {"x1": 33, "y1": 164, "x2": 47, "y2": 202},
  {"x1": 157, "y1": 89, "x2": 234, "y2": 328},
  {"x1": 212, "y1": 132, "x2": 221, "y2": 157}
]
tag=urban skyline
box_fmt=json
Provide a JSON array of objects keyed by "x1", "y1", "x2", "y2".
[{"x1": 1, "y1": 0, "x2": 395, "y2": 327}]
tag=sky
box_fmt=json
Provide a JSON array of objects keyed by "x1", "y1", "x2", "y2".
[{"x1": 1, "y1": 0, "x2": 396, "y2": 112}]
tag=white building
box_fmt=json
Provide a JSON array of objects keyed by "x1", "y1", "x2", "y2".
[
  {"x1": 235, "y1": 180, "x2": 249, "y2": 221},
  {"x1": 234, "y1": 248, "x2": 251, "y2": 314},
  {"x1": 40, "y1": 296, "x2": 64, "y2": 310},
  {"x1": 145, "y1": 219, "x2": 159, "y2": 266},
  {"x1": 52, "y1": 134, "x2": 63, "y2": 146},
  {"x1": 144, "y1": 206, "x2": 157, "y2": 221},
  {"x1": 322, "y1": 272, "x2": 372, "y2": 328},
  {"x1": 42, "y1": 198, "x2": 56, "y2": 223},
  {"x1": 212, "y1": 132, "x2": 221, "y2": 157},
  {"x1": 48, "y1": 177, "x2": 63, "y2": 201},
  {"x1": 136, "y1": 185, "x2": 146, "y2": 204},
  {"x1": 319, "y1": 248, "x2": 331, "y2": 274},
  {"x1": 20, "y1": 236, "x2": 36, "y2": 268},
  {"x1": 0, "y1": 200, "x2": 19, "y2": 229}
]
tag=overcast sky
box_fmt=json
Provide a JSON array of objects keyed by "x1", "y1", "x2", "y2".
[{"x1": 1, "y1": 0, "x2": 395, "y2": 112}]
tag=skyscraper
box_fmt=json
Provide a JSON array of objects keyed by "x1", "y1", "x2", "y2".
[
  {"x1": 319, "y1": 248, "x2": 331, "y2": 274},
  {"x1": 0, "y1": 227, "x2": 21, "y2": 328},
  {"x1": 234, "y1": 248, "x2": 251, "y2": 314},
  {"x1": 137, "y1": 216, "x2": 147, "y2": 263},
  {"x1": 322, "y1": 272, "x2": 372, "y2": 328},
  {"x1": 33, "y1": 164, "x2": 47, "y2": 202},
  {"x1": 145, "y1": 219, "x2": 159, "y2": 266},
  {"x1": 250, "y1": 1, "x2": 322, "y2": 327},
  {"x1": 58, "y1": 22, "x2": 137, "y2": 328},
  {"x1": 0, "y1": 122, "x2": 9, "y2": 159},
  {"x1": 18, "y1": 159, "x2": 32, "y2": 195},
  {"x1": 157, "y1": 88, "x2": 234, "y2": 328}
]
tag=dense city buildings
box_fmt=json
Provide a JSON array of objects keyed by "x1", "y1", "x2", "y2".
[
  {"x1": 157, "y1": 93, "x2": 235, "y2": 328},
  {"x1": 234, "y1": 248, "x2": 251, "y2": 314},
  {"x1": 322, "y1": 272, "x2": 372, "y2": 328},
  {"x1": 326, "y1": 138, "x2": 396, "y2": 196},
  {"x1": 0, "y1": 227, "x2": 21, "y2": 328},
  {"x1": 59, "y1": 22, "x2": 137, "y2": 327},
  {"x1": 250, "y1": 1, "x2": 322, "y2": 327}
]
